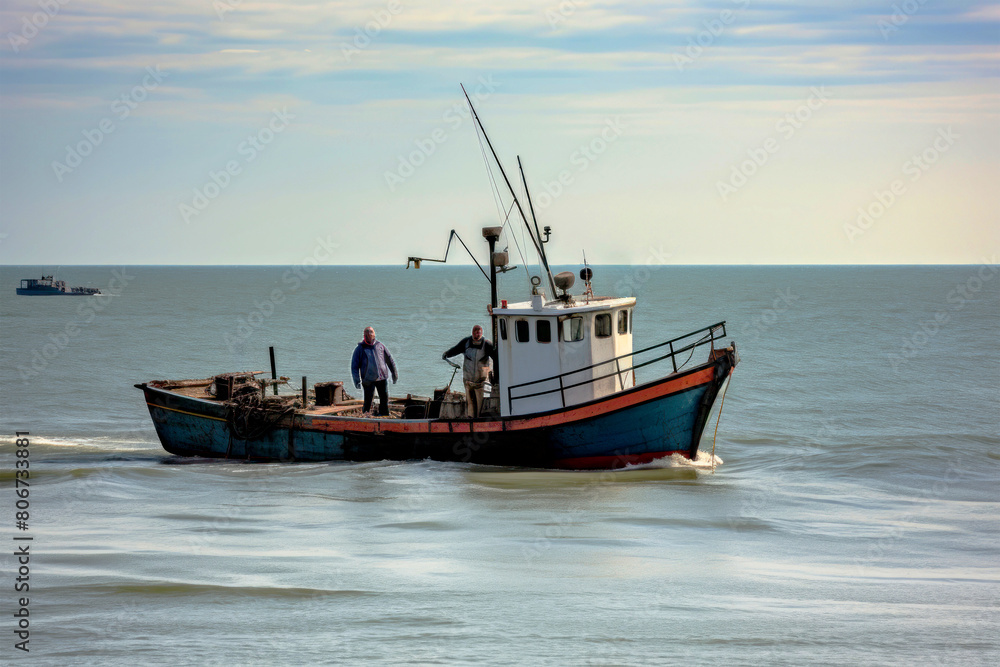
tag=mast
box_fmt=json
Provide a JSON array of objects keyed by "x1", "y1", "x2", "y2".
[
  {"x1": 484, "y1": 227, "x2": 500, "y2": 348},
  {"x1": 517, "y1": 156, "x2": 554, "y2": 290},
  {"x1": 461, "y1": 84, "x2": 557, "y2": 299}
]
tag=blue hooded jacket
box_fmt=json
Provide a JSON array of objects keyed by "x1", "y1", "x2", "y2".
[{"x1": 351, "y1": 340, "x2": 398, "y2": 386}]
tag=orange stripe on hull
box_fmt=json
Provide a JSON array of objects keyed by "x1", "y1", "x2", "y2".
[
  {"x1": 506, "y1": 366, "x2": 715, "y2": 430},
  {"x1": 241, "y1": 365, "x2": 715, "y2": 437}
]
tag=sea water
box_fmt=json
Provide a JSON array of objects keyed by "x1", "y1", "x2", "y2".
[{"x1": 0, "y1": 265, "x2": 997, "y2": 665}]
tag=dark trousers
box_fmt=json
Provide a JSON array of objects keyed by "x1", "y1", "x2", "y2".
[{"x1": 362, "y1": 380, "x2": 389, "y2": 416}]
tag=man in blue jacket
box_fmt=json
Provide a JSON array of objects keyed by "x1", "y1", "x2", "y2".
[{"x1": 351, "y1": 326, "x2": 398, "y2": 416}]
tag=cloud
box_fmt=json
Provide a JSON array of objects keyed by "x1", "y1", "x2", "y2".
[
  {"x1": 0, "y1": 0, "x2": 996, "y2": 265},
  {"x1": 3, "y1": 1, "x2": 996, "y2": 82}
]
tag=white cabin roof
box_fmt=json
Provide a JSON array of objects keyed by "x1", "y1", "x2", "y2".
[{"x1": 493, "y1": 295, "x2": 635, "y2": 316}]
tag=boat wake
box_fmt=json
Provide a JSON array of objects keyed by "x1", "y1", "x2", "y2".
[
  {"x1": 465, "y1": 451, "x2": 722, "y2": 487},
  {"x1": 624, "y1": 451, "x2": 723, "y2": 471}
]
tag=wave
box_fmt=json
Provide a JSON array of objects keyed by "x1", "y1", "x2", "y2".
[
  {"x1": 465, "y1": 465, "x2": 703, "y2": 488},
  {"x1": 0, "y1": 463, "x2": 172, "y2": 485},
  {"x1": 374, "y1": 520, "x2": 457, "y2": 531},
  {"x1": 718, "y1": 431, "x2": 1000, "y2": 478},
  {"x1": 614, "y1": 515, "x2": 779, "y2": 532},
  {"x1": 0, "y1": 434, "x2": 159, "y2": 453},
  {"x1": 43, "y1": 581, "x2": 380, "y2": 599}
]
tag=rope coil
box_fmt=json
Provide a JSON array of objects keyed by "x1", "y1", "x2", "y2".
[{"x1": 225, "y1": 387, "x2": 295, "y2": 450}]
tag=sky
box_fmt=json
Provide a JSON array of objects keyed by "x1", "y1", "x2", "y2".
[{"x1": 0, "y1": 0, "x2": 997, "y2": 266}]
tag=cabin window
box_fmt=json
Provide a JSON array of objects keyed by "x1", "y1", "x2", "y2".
[
  {"x1": 595, "y1": 313, "x2": 612, "y2": 338},
  {"x1": 515, "y1": 319, "x2": 530, "y2": 343},
  {"x1": 537, "y1": 319, "x2": 551, "y2": 343},
  {"x1": 629, "y1": 309, "x2": 633, "y2": 333},
  {"x1": 561, "y1": 316, "x2": 584, "y2": 342},
  {"x1": 618, "y1": 310, "x2": 628, "y2": 335},
  {"x1": 499, "y1": 318, "x2": 507, "y2": 340}
]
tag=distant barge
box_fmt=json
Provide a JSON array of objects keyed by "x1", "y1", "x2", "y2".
[{"x1": 17, "y1": 276, "x2": 102, "y2": 296}]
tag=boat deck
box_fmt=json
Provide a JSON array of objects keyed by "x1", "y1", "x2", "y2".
[{"x1": 148, "y1": 377, "x2": 459, "y2": 419}]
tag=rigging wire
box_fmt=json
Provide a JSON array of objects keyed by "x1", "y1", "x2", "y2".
[
  {"x1": 475, "y1": 115, "x2": 535, "y2": 286},
  {"x1": 502, "y1": 198, "x2": 516, "y2": 229},
  {"x1": 473, "y1": 111, "x2": 537, "y2": 290},
  {"x1": 464, "y1": 86, "x2": 547, "y2": 294},
  {"x1": 496, "y1": 187, "x2": 531, "y2": 284},
  {"x1": 520, "y1": 177, "x2": 543, "y2": 282},
  {"x1": 489, "y1": 163, "x2": 532, "y2": 286},
  {"x1": 503, "y1": 220, "x2": 532, "y2": 284},
  {"x1": 461, "y1": 84, "x2": 556, "y2": 299},
  {"x1": 519, "y1": 184, "x2": 538, "y2": 284},
  {"x1": 515, "y1": 157, "x2": 548, "y2": 287},
  {"x1": 499, "y1": 199, "x2": 526, "y2": 268},
  {"x1": 517, "y1": 180, "x2": 529, "y2": 265},
  {"x1": 474, "y1": 118, "x2": 506, "y2": 225}
]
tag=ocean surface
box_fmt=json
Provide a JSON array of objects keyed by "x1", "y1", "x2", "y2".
[{"x1": 1, "y1": 265, "x2": 998, "y2": 666}]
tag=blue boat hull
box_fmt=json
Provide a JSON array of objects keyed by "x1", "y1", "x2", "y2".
[
  {"x1": 16, "y1": 288, "x2": 67, "y2": 295},
  {"x1": 137, "y1": 348, "x2": 736, "y2": 469},
  {"x1": 16, "y1": 288, "x2": 97, "y2": 295}
]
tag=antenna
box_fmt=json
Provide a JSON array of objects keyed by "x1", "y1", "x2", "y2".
[{"x1": 581, "y1": 250, "x2": 594, "y2": 302}]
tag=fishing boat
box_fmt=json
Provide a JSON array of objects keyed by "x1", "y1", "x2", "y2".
[
  {"x1": 135, "y1": 87, "x2": 739, "y2": 469},
  {"x1": 17, "y1": 276, "x2": 102, "y2": 296}
]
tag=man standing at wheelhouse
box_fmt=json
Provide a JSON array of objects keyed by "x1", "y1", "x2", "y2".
[
  {"x1": 351, "y1": 326, "x2": 398, "y2": 416},
  {"x1": 443, "y1": 324, "x2": 496, "y2": 418}
]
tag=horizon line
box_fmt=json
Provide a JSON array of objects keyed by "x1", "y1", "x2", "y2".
[{"x1": 2, "y1": 263, "x2": 997, "y2": 268}]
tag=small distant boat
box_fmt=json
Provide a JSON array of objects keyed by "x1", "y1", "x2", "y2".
[{"x1": 16, "y1": 276, "x2": 102, "y2": 296}]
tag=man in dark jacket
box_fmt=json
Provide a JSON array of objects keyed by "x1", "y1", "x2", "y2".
[
  {"x1": 351, "y1": 326, "x2": 398, "y2": 416},
  {"x1": 442, "y1": 324, "x2": 496, "y2": 417}
]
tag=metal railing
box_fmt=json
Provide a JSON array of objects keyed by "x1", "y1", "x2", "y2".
[{"x1": 506, "y1": 321, "x2": 727, "y2": 412}]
